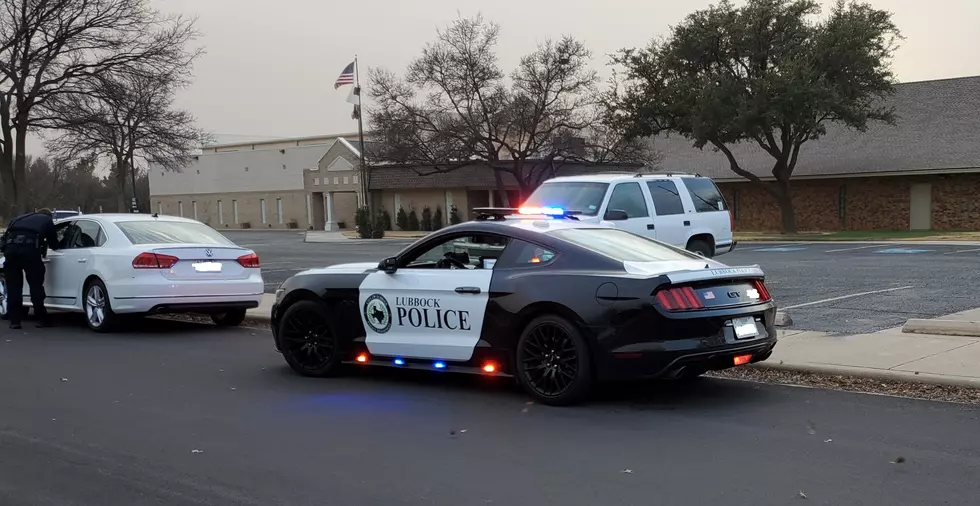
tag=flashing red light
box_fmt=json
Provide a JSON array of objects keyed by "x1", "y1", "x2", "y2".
[
  {"x1": 734, "y1": 354, "x2": 752, "y2": 366},
  {"x1": 482, "y1": 362, "x2": 497, "y2": 373},
  {"x1": 132, "y1": 252, "x2": 179, "y2": 269},
  {"x1": 237, "y1": 252, "x2": 260, "y2": 268},
  {"x1": 356, "y1": 353, "x2": 369, "y2": 363}
]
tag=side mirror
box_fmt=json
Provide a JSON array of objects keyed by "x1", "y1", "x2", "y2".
[
  {"x1": 603, "y1": 209, "x2": 629, "y2": 221},
  {"x1": 379, "y1": 257, "x2": 398, "y2": 274}
]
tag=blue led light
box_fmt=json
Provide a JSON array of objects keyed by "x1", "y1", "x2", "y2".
[
  {"x1": 518, "y1": 206, "x2": 565, "y2": 216},
  {"x1": 393, "y1": 358, "x2": 405, "y2": 366},
  {"x1": 433, "y1": 361, "x2": 446, "y2": 369}
]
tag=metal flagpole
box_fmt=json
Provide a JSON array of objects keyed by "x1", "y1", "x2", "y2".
[{"x1": 353, "y1": 55, "x2": 371, "y2": 219}]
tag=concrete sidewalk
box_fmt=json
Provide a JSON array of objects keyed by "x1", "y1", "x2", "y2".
[{"x1": 245, "y1": 293, "x2": 980, "y2": 389}]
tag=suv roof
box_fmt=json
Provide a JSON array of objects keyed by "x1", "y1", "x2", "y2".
[{"x1": 543, "y1": 172, "x2": 706, "y2": 184}]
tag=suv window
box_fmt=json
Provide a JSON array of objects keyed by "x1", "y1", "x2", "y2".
[
  {"x1": 549, "y1": 228, "x2": 696, "y2": 262},
  {"x1": 606, "y1": 182, "x2": 649, "y2": 218},
  {"x1": 681, "y1": 178, "x2": 728, "y2": 212},
  {"x1": 522, "y1": 182, "x2": 609, "y2": 216},
  {"x1": 646, "y1": 180, "x2": 685, "y2": 216}
]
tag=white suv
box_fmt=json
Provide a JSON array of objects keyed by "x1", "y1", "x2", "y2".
[{"x1": 521, "y1": 172, "x2": 735, "y2": 257}]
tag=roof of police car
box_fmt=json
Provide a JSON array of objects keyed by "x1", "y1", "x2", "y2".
[{"x1": 544, "y1": 172, "x2": 701, "y2": 184}]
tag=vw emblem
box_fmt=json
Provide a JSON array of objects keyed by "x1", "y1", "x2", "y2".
[{"x1": 205, "y1": 249, "x2": 213, "y2": 258}]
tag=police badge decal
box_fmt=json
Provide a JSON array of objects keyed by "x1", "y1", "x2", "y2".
[{"x1": 363, "y1": 293, "x2": 392, "y2": 334}]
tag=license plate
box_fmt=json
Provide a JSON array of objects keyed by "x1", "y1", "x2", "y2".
[
  {"x1": 193, "y1": 262, "x2": 222, "y2": 273},
  {"x1": 732, "y1": 317, "x2": 759, "y2": 339}
]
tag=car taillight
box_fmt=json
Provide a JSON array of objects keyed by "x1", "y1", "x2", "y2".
[
  {"x1": 751, "y1": 279, "x2": 771, "y2": 301},
  {"x1": 132, "y1": 252, "x2": 179, "y2": 269},
  {"x1": 655, "y1": 286, "x2": 704, "y2": 311},
  {"x1": 237, "y1": 252, "x2": 260, "y2": 268}
]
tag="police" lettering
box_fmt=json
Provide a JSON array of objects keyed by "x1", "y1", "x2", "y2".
[{"x1": 394, "y1": 297, "x2": 470, "y2": 331}]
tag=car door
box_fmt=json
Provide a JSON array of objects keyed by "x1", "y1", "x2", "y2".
[
  {"x1": 52, "y1": 219, "x2": 103, "y2": 305},
  {"x1": 27, "y1": 221, "x2": 77, "y2": 307},
  {"x1": 599, "y1": 181, "x2": 656, "y2": 237},
  {"x1": 645, "y1": 179, "x2": 691, "y2": 248},
  {"x1": 357, "y1": 232, "x2": 508, "y2": 361}
]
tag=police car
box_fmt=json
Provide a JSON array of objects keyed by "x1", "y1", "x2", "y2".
[{"x1": 270, "y1": 207, "x2": 778, "y2": 406}]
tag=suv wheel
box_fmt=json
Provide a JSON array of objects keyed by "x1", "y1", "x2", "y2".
[{"x1": 686, "y1": 238, "x2": 713, "y2": 258}]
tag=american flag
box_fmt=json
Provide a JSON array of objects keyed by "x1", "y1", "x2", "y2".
[{"x1": 334, "y1": 62, "x2": 355, "y2": 89}]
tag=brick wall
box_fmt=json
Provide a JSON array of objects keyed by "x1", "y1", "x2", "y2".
[
  {"x1": 718, "y1": 173, "x2": 980, "y2": 232},
  {"x1": 153, "y1": 190, "x2": 309, "y2": 230}
]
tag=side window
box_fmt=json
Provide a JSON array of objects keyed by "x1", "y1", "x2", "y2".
[
  {"x1": 646, "y1": 180, "x2": 686, "y2": 216},
  {"x1": 500, "y1": 239, "x2": 557, "y2": 268},
  {"x1": 69, "y1": 220, "x2": 103, "y2": 248},
  {"x1": 403, "y1": 234, "x2": 510, "y2": 269},
  {"x1": 605, "y1": 182, "x2": 649, "y2": 218},
  {"x1": 681, "y1": 178, "x2": 728, "y2": 213},
  {"x1": 55, "y1": 222, "x2": 75, "y2": 249}
]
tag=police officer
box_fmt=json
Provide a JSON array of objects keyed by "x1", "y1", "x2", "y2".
[{"x1": 1, "y1": 208, "x2": 59, "y2": 329}]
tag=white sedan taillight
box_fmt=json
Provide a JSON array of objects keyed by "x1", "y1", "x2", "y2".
[{"x1": 132, "y1": 252, "x2": 179, "y2": 269}]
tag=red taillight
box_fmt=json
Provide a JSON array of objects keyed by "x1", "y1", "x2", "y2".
[
  {"x1": 132, "y1": 252, "x2": 179, "y2": 269},
  {"x1": 751, "y1": 279, "x2": 771, "y2": 301},
  {"x1": 655, "y1": 286, "x2": 704, "y2": 311},
  {"x1": 237, "y1": 252, "x2": 260, "y2": 268}
]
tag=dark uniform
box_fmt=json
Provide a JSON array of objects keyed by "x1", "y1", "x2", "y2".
[{"x1": 1, "y1": 210, "x2": 59, "y2": 329}]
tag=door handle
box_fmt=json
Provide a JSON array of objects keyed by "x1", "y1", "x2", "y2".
[
  {"x1": 455, "y1": 286, "x2": 481, "y2": 294},
  {"x1": 683, "y1": 220, "x2": 691, "y2": 226},
  {"x1": 646, "y1": 224, "x2": 655, "y2": 230},
  {"x1": 77, "y1": 258, "x2": 87, "y2": 263}
]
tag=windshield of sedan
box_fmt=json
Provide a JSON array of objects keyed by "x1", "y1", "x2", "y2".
[
  {"x1": 115, "y1": 220, "x2": 236, "y2": 246},
  {"x1": 548, "y1": 228, "x2": 699, "y2": 262},
  {"x1": 521, "y1": 182, "x2": 609, "y2": 216}
]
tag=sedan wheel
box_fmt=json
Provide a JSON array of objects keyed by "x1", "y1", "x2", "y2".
[
  {"x1": 278, "y1": 300, "x2": 341, "y2": 377},
  {"x1": 516, "y1": 315, "x2": 594, "y2": 406},
  {"x1": 84, "y1": 280, "x2": 117, "y2": 332}
]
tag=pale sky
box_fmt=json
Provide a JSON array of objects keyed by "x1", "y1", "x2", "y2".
[{"x1": 26, "y1": 0, "x2": 980, "y2": 155}]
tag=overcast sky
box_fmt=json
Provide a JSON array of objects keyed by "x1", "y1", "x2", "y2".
[{"x1": 26, "y1": 0, "x2": 980, "y2": 155}]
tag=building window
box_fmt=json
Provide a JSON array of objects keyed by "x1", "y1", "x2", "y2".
[
  {"x1": 177, "y1": 201, "x2": 184, "y2": 217},
  {"x1": 260, "y1": 199, "x2": 267, "y2": 223},
  {"x1": 277, "y1": 198, "x2": 284, "y2": 224},
  {"x1": 314, "y1": 178, "x2": 320, "y2": 186},
  {"x1": 192, "y1": 201, "x2": 198, "y2": 220},
  {"x1": 333, "y1": 177, "x2": 339, "y2": 185},
  {"x1": 353, "y1": 175, "x2": 359, "y2": 184},
  {"x1": 233, "y1": 200, "x2": 239, "y2": 224},
  {"x1": 343, "y1": 176, "x2": 349, "y2": 185},
  {"x1": 838, "y1": 186, "x2": 846, "y2": 220},
  {"x1": 218, "y1": 200, "x2": 224, "y2": 224},
  {"x1": 733, "y1": 190, "x2": 740, "y2": 221}
]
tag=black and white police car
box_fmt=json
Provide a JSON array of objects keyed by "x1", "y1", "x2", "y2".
[{"x1": 270, "y1": 206, "x2": 778, "y2": 405}]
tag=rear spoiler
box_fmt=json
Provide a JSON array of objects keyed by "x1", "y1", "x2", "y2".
[{"x1": 663, "y1": 265, "x2": 765, "y2": 285}]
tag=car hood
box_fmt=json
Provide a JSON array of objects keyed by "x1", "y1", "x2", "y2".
[
  {"x1": 622, "y1": 259, "x2": 727, "y2": 276},
  {"x1": 297, "y1": 262, "x2": 379, "y2": 276}
]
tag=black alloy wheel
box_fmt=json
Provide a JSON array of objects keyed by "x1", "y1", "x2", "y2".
[
  {"x1": 516, "y1": 314, "x2": 593, "y2": 406},
  {"x1": 278, "y1": 300, "x2": 341, "y2": 377}
]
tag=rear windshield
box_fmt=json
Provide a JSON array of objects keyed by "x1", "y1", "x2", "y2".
[
  {"x1": 115, "y1": 220, "x2": 235, "y2": 246},
  {"x1": 548, "y1": 228, "x2": 698, "y2": 262},
  {"x1": 681, "y1": 177, "x2": 728, "y2": 212},
  {"x1": 522, "y1": 182, "x2": 609, "y2": 216}
]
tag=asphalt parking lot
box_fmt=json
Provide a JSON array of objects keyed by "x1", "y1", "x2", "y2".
[
  {"x1": 223, "y1": 231, "x2": 980, "y2": 335},
  {"x1": 2, "y1": 318, "x2": 980, "y2": 505}
]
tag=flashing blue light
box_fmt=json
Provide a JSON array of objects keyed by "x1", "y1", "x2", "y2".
[
  {"x1": 518, "y1": 206, "x2": 565, "y2": 216},
  {"x1": 433, "y1": 361, "x2": 446, "y2": 369},
  {"x1": 393, "y1": 358, "x2": 405, "y2": 366}
]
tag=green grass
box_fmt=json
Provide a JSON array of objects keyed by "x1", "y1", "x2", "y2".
[{"x1": 735, "y1": 230, "x2": 980, "y2": 242}]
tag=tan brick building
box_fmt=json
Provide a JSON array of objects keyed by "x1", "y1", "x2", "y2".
[{"x1": 151, "y1": 76, "x2": 980, "y2": 232}]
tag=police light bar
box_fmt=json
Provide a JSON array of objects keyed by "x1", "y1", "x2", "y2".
[{"x1": 518, "y1": 206, "x2": 564, "y2": 216}]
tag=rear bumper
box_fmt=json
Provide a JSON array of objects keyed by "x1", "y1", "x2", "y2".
[
  {"x1": 714, "y1": 240, "x2": 737, "y2": 256},
  {"x1": 592, "y1": 303, "x2": 776, "y2": 381},
  {"x1": 111, "y1": 293, "x2": 263, "y2": 314}
]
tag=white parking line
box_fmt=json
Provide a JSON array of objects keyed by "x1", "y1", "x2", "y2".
[
  {"x1": 944, "y1": 247, "x2": 980, "y2": 255},
  {"x1": 825, "y1": 245, "x2": 881, "y2": 253},
  {"x1": 781, "y1": 285, "x2": 914, "y2": 310}
]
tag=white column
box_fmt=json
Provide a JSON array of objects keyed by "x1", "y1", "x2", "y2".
[
  {"x1": 324, "y1": 191, "x2": 337, "y2": 231},
  {"x1": 306, "y1": 194, "x2": 312, "y2": 228}
]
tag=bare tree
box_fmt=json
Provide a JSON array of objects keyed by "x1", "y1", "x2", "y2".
[
  {"x1": 47, "y1": 64, "x2": 209, "y2": 212},
  {"x1": 0, "y1": 0, "x2": 198, "y2": 216},
  {"x1": 368, "y1": 14, "x2": 651, "y2": 206}
]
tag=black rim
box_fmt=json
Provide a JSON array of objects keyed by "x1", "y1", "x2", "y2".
[
  {"x1": 280, "y1": 307, "x2": 336, "y2": 371},
  {"x1": 520, "y1": 322, "x2": 579, "y2": 397}
]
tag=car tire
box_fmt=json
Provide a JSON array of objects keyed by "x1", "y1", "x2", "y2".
[
  {"x1": 211, "y1": 309, "x2": 247, "y2": 327},
  {"x1": 278, "y1": 300, "x2": 342, "y2": 377},
  {"x1": 0, "y1": 272, "x2": 8, "y2": 321},
  {"x1": 515, "y1": 314, "x2": 594, "y2": 406},
  {"x1": 83, "y1": 279, "x2": 118, "y2": 333},
  {"x1": 686, "y1": 238, "x2": 713, "y2": 258}
]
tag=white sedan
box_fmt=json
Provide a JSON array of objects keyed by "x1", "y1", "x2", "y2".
[{"x1": 0, "y1": 213, "x2": 264, "y2": 332}]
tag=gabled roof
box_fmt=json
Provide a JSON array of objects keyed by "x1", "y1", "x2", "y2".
[{"x1": 653, "y1": 75, "x2": 980, "y2": 181}]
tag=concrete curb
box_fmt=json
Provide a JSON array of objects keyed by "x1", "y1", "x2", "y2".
[
  {"x1": 902, "y1": 319, "x2": 980, "y2": 337},
  {"x1": 749, "y1": 360, "x2": 980, "y2": 389}
]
